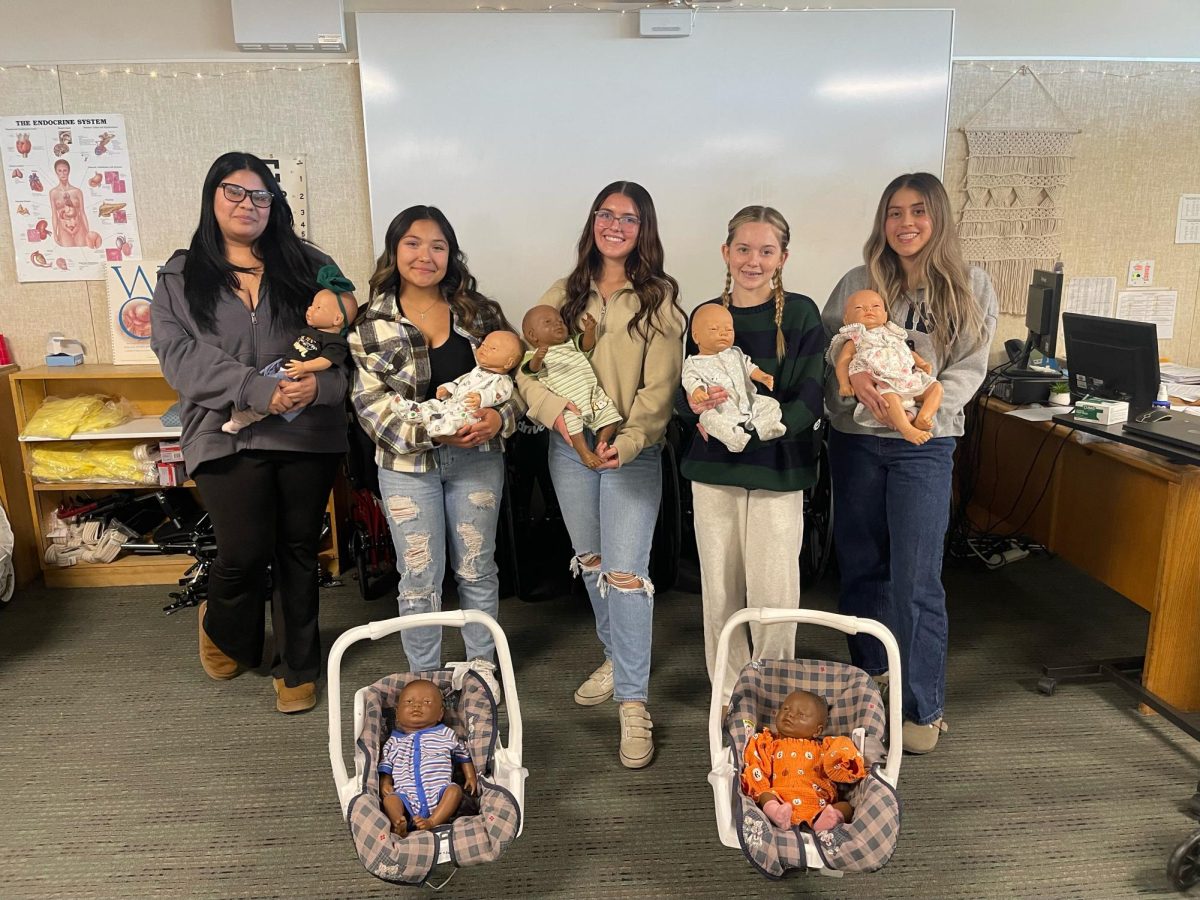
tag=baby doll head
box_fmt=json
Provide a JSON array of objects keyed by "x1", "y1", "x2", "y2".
[
  {"x1": 522, "y1": 305, "x2": 568, "y2": 349},
  {"x1": 307, "y1": 288, "x2": 358, "y2": 333},
  {"x1": 394, "y1": 679, "x2": 446, "y2": 734},
  {"x1": 475, "y1": 330, "x2": 522, "y2": 374},
  {"x1": 774, "y1": 689, "x2": 829, "y2": 740},
  {"x1": 691, "y1": 303, "x2": 735, "y2": 356},
  {"x1": 843, "y1": 290, "x2": 888, "y2": 329}
]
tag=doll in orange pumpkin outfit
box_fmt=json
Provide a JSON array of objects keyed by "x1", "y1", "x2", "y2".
[{"x1": 741, "y1": 689, "x2": 866, "y2": 830}]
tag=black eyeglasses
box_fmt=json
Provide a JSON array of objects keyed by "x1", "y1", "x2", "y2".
[{"x1": 219, "y1": 182, "x2": 274, "y2": 208}]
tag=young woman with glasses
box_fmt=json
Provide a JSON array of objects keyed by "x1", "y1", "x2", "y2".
[
  {"x1": 516, "y1": 181, "x2": 685, "y2": 769},
  {"x1": 350, "y1": 205, "x2": 522, "y2": 695},
  {"x1": 821, "y1": 172, "x2": 997, "y2": 754},
  {"x1": 151, "y1": 152, "x2": 354, "y2": 714}
]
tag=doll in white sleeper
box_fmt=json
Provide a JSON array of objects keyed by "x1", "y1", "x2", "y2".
[{"x1": 682, "y1": 303, "x2": 785, "y2": 453}]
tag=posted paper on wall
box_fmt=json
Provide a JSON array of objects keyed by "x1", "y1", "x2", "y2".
[
  {"x1": 1177, "y1": 195, "x2": 1200, "y2": 245},
  {"x1": 106, "y1": 259, "x2": 165, "y2": 365},
  {"x1": 1, "y1": 114, "x2": 142, "y2": 282},
  {"x1": 1116, "y1": 290, "x2": 1177, "y2": 340},
  {"x1": 1063, "y1": 276, "x2": 1116, "y2": 318}
]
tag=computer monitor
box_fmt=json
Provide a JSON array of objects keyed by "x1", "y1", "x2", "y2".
[
  {"x1": 1013, "y1": 269, "x2": 1064, "y2": 369},
  {"x1": 1062, "y1": 313, "x2": 1160, "y2": 413}
]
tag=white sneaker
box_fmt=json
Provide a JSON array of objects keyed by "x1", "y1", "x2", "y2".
[
  {"x1": 460, "y1": 658, "x2": 502, "y2": 707},
  {"x1": 573, "y1": 658, "x2": 614, "y2": 706},
  {"x1": 618, "y1": 702, "x2": 654, "y2": 769}
]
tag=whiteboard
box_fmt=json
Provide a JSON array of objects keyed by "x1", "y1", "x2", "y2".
[{"x1": 357, "y1": 10, "x2": 953, "y2": 320}]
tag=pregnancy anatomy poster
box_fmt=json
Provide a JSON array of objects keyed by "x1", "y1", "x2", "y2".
[
  {"x1": 2, "y1": 114, "x2": 142, "y2": 282},
  {"x1": 105, "y1": 259, "x2": 163, "y2": 365}
]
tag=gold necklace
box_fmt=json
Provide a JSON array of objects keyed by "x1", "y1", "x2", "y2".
[{"x1": 403, "y1": 297, "x2": 443, "y2": 321}]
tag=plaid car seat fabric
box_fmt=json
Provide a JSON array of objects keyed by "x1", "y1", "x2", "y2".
[
  {"x1": 345, "y1": 671, "x2": 521, "y2": 884},
  {"x1": 726, "y1": 658, "x2": 901, "y2": 877}
]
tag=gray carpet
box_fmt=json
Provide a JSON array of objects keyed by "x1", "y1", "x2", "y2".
[{"x1": 1, "y1": 554, "x2": 1197, "y2": 898}]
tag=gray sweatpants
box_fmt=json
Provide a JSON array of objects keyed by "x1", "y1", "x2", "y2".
[{"x1": 693, "y1": 482, "x2": 804, "y2": 703}]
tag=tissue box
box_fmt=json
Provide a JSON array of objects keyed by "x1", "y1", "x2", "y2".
[
  {"x1": 1073, "y1": 397, "x2": 1129, "y2": 425},
  {"x1": 45, "y1": 352, "x2": 84, "y2": 366}
]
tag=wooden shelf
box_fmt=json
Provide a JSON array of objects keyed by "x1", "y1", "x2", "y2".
[
  {"x1": 32, "y1": 480, "x2": 195, "y2": 492},
  {"x1": 20, "y1": 416, "x2": 181, "y2": 442},
  {"x1": 9, "y1": 364, "x2": 342, "y2": 586}
]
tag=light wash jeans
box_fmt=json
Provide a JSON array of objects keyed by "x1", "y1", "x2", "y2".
[
  {"x1": 828, "y1": 429, "x2": 955, "y2": 726},
  {"x1": 548, "y1": 434, "x2": 661, "y2": 703},
  {"x1": 377, "y1": 446, "x2": 505, "y2": 672}
]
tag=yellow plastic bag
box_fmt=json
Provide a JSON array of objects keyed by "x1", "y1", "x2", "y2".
[
  {"x1": 30, "y1": 442, "x2": 158, "y2": 485},
  {"x1": 76, "y1": 397, "x2": 139, "y2": 433},
  {"x1": 20, "y1": 395, "x2": 104, "y2": 439}
]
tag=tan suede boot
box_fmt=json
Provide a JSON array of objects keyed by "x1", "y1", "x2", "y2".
[
  {"x1": 273, "y1": 678, "x2": 317, "y2": 714},
  {"x1": 198, "y1": 601, "x2": 240, "y2": 680}
]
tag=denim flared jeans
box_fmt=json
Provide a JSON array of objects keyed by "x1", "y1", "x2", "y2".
[{"x1": 828, "y1": 429, "x2": 955, "y2": 725}]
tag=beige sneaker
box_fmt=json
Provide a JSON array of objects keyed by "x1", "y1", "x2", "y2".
[
  {"x1": 618, "y1": 702, "x2": 654, "y2": 769},
  {"x1": 902, "y1": 718, "x2": 948, "y2": 754},
  {"x1": 573, "y1": 658, "x2": 614, "y2": 706}
]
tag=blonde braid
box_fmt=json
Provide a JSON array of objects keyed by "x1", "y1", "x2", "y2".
[
  {"x1": 772, "y1": 269, "x2": 786, "y2": 359},
  {"x1": 721, "y1": 267, "x2": 733, "y2": 307}
]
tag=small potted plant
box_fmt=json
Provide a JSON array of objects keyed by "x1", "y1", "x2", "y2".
[{"x1": 1048, "y1": 381, "x2": 1072, "y2": 406}]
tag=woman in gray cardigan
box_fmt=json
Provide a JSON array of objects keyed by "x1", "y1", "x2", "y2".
[
  {"x1": 151, "y1": 152, "x2": 353, "y2": 714},
  {"x1": 821, "y1": 172, "x2": 998, "y2": 754}
]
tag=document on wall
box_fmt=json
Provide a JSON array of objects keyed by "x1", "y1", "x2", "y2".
[
  {"x1": 1, "y1": 114, "x2": 142, "y2": 282},
  {"x1": 1116, "y1": 289, "x2": 1177, "y2": 339},
  {"x1": 258, "y1": 155, "x2": 307, "y2": 239},
  {"x1": 1063, "y1": 276, "x2": 1116, "y2": 318},
  {"x1": 1176, "y1": 194, "x2": 1200, "y2": 244}
]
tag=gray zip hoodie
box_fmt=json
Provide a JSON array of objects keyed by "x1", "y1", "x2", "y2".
[
  {"x1": 150, "y1": 250, "x2": 349, "y2": 471},
  {"x1": 821, "y1": 264, "x2": 998, "y2": 438}
]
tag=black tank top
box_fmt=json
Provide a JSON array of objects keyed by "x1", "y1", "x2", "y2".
[{"x1": 425, "y1": 329, "x2": 476, "y2": 401}]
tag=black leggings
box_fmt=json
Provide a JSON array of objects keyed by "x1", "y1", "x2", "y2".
[{"x1": 192, "y1": 449, "x2": 341, "y2": 685}]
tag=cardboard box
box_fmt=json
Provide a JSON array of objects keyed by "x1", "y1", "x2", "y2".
[
  {"x1": 158, "y1": 440, "x2": 185, "y2": 463},
  {"x1": 1073, "y1": 397, "x2": 1129, "y2": 425},
  {"x1": 45, "y1": 352, "x2": 83, "y2": 366}
]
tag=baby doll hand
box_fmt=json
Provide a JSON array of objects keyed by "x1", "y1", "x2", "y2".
[
  {"x1": 282, "y1": 360, "x2": 305, "y2": 379},
  {"x1": 464, "y1": 392, "x2": 481, "y2": 411},
  {"x1": 436, "y1": 386, "x2": 451, "y2": 400},
  {"x1": 916, "y1": 359, "x2": 933, "y2": 375},
  {"x1": 760, "y1": 374, "x2": 775, "y2": 391},
  {"x1": 464, "y1": 770, "x2": 478, "y2": 796},
  {"x1": 689, "y1": 384, "x2": 726, "y2": 414},
  {"x1": 581, "y1": 312, "x2": 597, "y2": 332},
  {"x1": 838, "y1": 381, "x2": 855, "y2": 398},
  {"x1": 690, "y1": 387, "x2": 709, "y2": 405}
]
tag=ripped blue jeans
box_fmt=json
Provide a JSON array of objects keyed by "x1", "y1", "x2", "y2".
[
  {"x1": 377, "y1": 446, "x2": 505, "y2": 673},
  {"x1": 549, "y1": 435, "x2": 661, "y2": 703}
]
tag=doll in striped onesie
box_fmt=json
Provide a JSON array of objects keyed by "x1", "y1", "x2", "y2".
[{"x1": 521, "y1": 304, "x2": 621, "y2": 469}]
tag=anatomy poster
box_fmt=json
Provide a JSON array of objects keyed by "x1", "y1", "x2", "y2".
[
  {"x1": 2, "y1": 114, "x2": 142, "y2": 282},
  {"x1": 105, "y1": 259, "x2": 163, "y2": 365}
]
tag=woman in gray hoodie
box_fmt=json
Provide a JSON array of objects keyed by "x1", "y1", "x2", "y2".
[{"x1": 151, "y1": 152, "x2": 353, "y2": 714}]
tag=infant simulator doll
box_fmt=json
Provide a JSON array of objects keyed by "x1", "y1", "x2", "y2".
[
  {"x1": 682, "y1": 303, "x2": 785, "y2": 452},
  {"x1": 379, "y1": 679, "x2": 478, "y2": 837},
  {"x1": 391, "y1": 330, "x2": 522, "y2": 436},
  {"x1": 829, "y1": 289, "x2": 943, "y2": 446},
  {"x1": 742, "y1": 689, "x2": 866, "y2": 831},
  {"x1": 521, "y1": 304, "x2": 621, "y2": 469},
  {"x1": 222, "y1": 265, "x2": 357, "y2": 434}
]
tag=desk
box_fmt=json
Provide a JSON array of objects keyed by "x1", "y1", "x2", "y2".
[{"x1": 968, "y1": 398, "x2": 1200, "y2": 712}]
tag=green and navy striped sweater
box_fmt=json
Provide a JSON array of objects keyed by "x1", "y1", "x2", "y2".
[{"x1": 679, "y1": 292, "x2": 827, "y2": 492}]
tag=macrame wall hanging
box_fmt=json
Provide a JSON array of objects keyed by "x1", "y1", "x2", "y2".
[{"x1": 958, "y1": 66, "x2": 1078, "y2": 316}]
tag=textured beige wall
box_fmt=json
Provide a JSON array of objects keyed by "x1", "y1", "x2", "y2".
[
  {"x1": 946, "y1": 61, "x2": 1200, "y2": 367},
  {"x1": 0, "y1": 62, "x2": 374, "y2": 369},
  {"x1": 0, "y1": 58, "x2": 1197, "y2": 371}
]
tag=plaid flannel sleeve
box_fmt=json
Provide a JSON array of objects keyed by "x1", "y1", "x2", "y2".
[{"x1": 349, "y1": 318, "x2": 437, "y2": 461}]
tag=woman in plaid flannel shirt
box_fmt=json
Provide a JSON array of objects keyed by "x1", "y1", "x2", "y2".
[{"x1": 350, "y1": 205, "x2": 524, "y2": 683}]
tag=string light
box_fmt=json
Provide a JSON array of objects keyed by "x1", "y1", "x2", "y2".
[{"x1": 0, "y1": 61, "x2": 360, "y2": 80}]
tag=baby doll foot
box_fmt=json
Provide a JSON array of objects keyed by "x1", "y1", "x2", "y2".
[
  {"x1": 391, "y1": 820, "x2": 408, "y2": 838},
  {"x1": 913, "y1": 413, "x2": 934, "y2": 432},
  {"x1": 220, "y1": 421, "x2": 242, "y2": 435},
  {"x1": 899, "y1": 426, "x2": 932, "y2": 446},
  {"x1": 578, "y1": 449, "x2": 604, "y2": 469},
  {"x1": 762, "y1": 798, "x2": 793, "y2": 829},
  {"x1": 813, "y1": 805, "x2": 846, "y2": 832}
]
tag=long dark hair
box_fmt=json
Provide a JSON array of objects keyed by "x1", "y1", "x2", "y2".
[
  {"x1": 182, "y1": 152, "x2": 319, "y2": 333},
  {"x1": 561, "y1": 181, "x2": 682, "y2": 340},
  {"x1": 367, "y1": 205, "x2": 509, "y2": 337}
]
